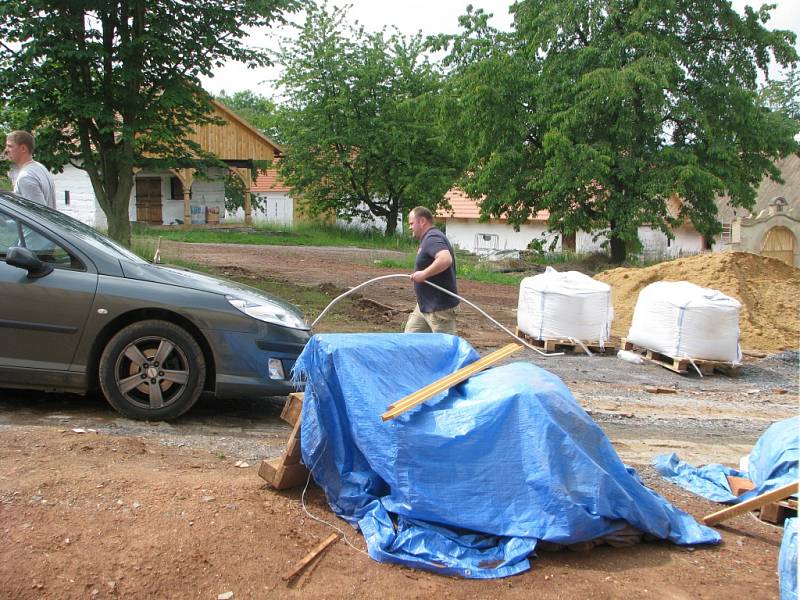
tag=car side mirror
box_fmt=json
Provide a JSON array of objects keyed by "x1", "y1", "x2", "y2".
[{"x1": 5, "y1": 246, "x2": 54, "y2": 278}]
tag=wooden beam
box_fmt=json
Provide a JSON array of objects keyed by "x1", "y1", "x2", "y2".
[
  {"x1": 281, "y1": 392, "x2": 304, "y2": 426},
  {"x1": 381, "y1": 343, "x2": 522, "y2": 422},
  {"x1": 282, "y1": 533, "x2": 340, "y2": 583},
  {"x1": 258, "y1": 457, "x2": 309, "y2": 490},
  {"x1": 702, "y1": 481, "x2": 798, "y2": 526}
]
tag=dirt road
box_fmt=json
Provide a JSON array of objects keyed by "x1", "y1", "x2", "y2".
[{"x1": 0, "y1": 241, "x2": 797, "y2": 599}]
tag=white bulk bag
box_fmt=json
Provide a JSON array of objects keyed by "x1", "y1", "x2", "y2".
[
  {"x1": 517, "y1": 266, "x2": 613, "y2": 342},
  {"x1": 626, "y1": 281, "x2": 741, "y2": 362}
]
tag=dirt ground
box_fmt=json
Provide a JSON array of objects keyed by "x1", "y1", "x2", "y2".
[{"x1": 1, "y1": 241, "x2": 797, "y2": 599}]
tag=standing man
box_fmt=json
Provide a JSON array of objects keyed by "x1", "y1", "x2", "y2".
[
  {"x1": 5, "y1": 130, "x2": 56, "y2": 209},
  {"x1": 405, "y1": 206, "x2": 459, "y2": 335}
]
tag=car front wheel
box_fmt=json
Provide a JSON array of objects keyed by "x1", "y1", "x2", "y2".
[{"x1": 99, "y1": 320, "x2": 206, "y2": 420}]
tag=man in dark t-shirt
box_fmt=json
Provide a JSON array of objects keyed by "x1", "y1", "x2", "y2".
[{"x1": 404, "y1": 206, "x2": 459, "y2": 334}]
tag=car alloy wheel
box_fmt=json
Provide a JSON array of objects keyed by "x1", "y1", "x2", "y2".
[{"x1": 99, "y1": 320, "x2": 206, "y2": 420}]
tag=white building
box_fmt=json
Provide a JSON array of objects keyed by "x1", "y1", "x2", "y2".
[{"x1": 438, "y1": 188, "x2": 708, "y2": 258}]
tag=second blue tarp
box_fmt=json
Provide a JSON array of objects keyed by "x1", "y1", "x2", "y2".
[
  {"x1": 292, "y1": 333, "x2": 719, "y2": 578},
  {"x1": 653, "y1": 416, "x2": 799, "y2": 504}
]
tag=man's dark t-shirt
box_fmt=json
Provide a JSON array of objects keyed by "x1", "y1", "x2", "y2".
[{"x1": 414, "y1": 228, "x2": 459, "y2": 313}]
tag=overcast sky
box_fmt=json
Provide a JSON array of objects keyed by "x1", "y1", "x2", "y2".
[{"x1": 200, "y1": 0, "x2": 800, "y2": 96}]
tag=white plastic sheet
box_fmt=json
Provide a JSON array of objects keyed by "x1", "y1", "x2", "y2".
[
  {"x1": 627, "y1": 281, "x2": 741, "y2": 362},
  {"x1": 517, "y1": 267, "x2": 613, "y2": 342}
]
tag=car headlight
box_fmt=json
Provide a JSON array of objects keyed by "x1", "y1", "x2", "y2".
[{"x1": 226, "y1": 295, "x2": 307, "y2": 329}]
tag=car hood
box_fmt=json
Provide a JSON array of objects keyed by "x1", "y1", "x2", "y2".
[{"x1": 121, "y1": 261, "x2": 310, "y2": 329}]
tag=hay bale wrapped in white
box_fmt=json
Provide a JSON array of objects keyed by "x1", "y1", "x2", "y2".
[
  {"x1": 627, "y1": 281, "x2": 741, "y2": 362},
  {"x1": 517, "y1": 267, "x2": 613, "y2": 342}
]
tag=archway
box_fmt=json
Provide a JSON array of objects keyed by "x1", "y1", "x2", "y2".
[{"x1": 761, "y1": 226, "x2": 796, "y2": 266}]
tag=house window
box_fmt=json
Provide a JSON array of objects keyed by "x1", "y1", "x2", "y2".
[{"x1": 64, "y1": 190, "x2": 70, "y2": 205}]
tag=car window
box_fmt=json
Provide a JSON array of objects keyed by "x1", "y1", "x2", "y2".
[
  {"x1": 0, "y1": 217, "x2": 21, "y2": 252},
  {"x1": 3, "y1": 195, "x2": 146, "y2": 264},
  {"x1": 0, "y1": 212, "x2": 83, "y2": 270}
]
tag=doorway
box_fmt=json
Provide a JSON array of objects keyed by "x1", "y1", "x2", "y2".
[{"x1": 135, "y1": 177, "x2": 163, "y2": 225}]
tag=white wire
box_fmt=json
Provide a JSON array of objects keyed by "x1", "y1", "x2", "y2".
[
  {"x1": 299, "y1": 440, "x2": 370, "y2": 557},
  {"x1": 310, "y1": 273, "x2": 563, "y2": 357}
]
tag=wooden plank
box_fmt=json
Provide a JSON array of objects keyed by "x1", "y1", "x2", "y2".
[
  {"x1": 281, "y1": 392, "x2": 304, "y2": 426},
  {"x1": 702, "y1": 481, "x2": 799, "y2": 526},
  {"x1": 282, "y1": 533, "x2": 340, "y2": 583},
  {"x1": 283, "y1": 435, "x2": 302, "y2": 464},
  {"x1": 381, "y1": 343, "x2": 522, "y2": 421},
  {"x1": 258, "y1": 457, "x2": 310, "y2": 490}
]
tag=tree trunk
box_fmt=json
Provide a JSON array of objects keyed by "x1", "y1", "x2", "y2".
[
  {"x1": 106, "y1": 201, "x2": 133, "y2": 247},
  {"x1": 98, "y1": 167, "x2": 135, "y2": 247},
  {"x1": 609, "y1": 236, "x2": 627, "y2": 264},
  {"x1": 384, "y1": 201, "x2": 399, "y2": 236}
]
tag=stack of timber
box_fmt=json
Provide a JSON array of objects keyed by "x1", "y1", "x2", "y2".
[
  {"x1": 258, "y1": 392, "x2": 310, "y2": 490},
  {"x1": 515, "y1": 328, "x2": 617, "y2": 354},
  {"x1": 621, "y1": 339, "x2": 741, "y2": 377},
  {"x1": 724, "y1": 474, "x2": 797, "y2": 525}
]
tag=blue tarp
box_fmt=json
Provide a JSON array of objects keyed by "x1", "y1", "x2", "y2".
[
  {"x1": 292, "y1": 333, "x2": 720, "y2": 578},
  {"x1": 653, "y1": 416, "x2": 799, "y2": 504},
  {"x1": 780, "y1": 518, "x2": 797, "y2": 600}
]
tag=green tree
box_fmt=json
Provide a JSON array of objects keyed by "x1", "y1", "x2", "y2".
[
  {"x1": 0, "y1": 0, "x2": 298, "y2": 245},
  {"x1": 438, "y1": 1, "x2": 799, "y2": 262},
  {"x1": 761, "y1": 65, "x2": 800, "y2": 124},
  {"x1": 274, "y1": 5, "x2": 463, "y2": 235}
]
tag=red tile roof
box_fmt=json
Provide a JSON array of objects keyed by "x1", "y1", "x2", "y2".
[
  {"x1": 252, "y1": 164, "x2": 291, "y2": 193},
  {"x1": 438, "y1": 188, "x2": 549, "y2": 222}
]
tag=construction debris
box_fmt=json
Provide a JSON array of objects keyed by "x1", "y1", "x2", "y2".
[
  {"x1": 702, "y1": 481, "x2": 798, "y2": 526},
  {"x1": 282, "y1": 533, "x2": 340, "y2": 584}
]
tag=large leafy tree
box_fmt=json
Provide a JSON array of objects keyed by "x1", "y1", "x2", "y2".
[
  {"x1": 0, "y1": 0, "x2": 298, "y2": 245},
  {"x1": 438, "y1": 1, "x2": 799, "y2": 262},
  {"x1": 274, "y1": 5, "x2": 463, "y2": 235}
]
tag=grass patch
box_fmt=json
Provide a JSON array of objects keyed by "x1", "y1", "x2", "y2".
[{"x1": 132, "y1": 221, "x2": 418, "y2": 252}]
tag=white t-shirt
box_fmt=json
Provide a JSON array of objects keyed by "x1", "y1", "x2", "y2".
[{"x1": 12, "y1": 160, "x2": 56, "y2": 209}]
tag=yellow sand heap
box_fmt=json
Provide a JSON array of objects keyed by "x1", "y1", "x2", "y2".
[{"x1": 595, "y1": 252, "x2": 800, "y2": 353}]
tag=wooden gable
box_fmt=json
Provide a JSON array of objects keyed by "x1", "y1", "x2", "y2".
[{"x1": 186, "y1": 99, "x2": 281, "y2": 162}]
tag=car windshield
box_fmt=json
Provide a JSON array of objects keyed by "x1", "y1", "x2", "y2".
[{"x1": 4, "y1": 194, "x2": 147, "y2": 264}]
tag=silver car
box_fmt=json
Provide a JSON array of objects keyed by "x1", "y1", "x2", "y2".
[{"x1": 0, "y1": 193, "x2": 310, "y2": 420}]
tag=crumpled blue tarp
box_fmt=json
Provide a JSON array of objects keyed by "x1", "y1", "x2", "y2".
[
  {"x1": 653, "y1": 416, "x2": 799, "y2": 504},
  {"x1": 292, "y1": 333, "x2": 719, "y2": 578},
  {"x1": 780, "y1": 517, "x2": 797, "y2": 600}
]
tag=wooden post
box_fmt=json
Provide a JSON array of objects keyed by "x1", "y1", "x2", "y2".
[{"x1": 179, "y1": 168, "x2": 194, "y2": 229}]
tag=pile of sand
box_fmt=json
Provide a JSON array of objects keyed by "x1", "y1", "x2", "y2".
[{"x1": 595, "y1": 252, "x2": 800, "y2": 353}]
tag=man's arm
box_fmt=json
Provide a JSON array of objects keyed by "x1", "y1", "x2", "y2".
[{"x1": 411, "y1": 249, "x2": 453, "y2": 283}]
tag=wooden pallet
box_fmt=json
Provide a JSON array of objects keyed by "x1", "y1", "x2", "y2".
[
  {"x1": 621, "y1": 339, "x2": 741, "y2": 377},
  {"x1": 516, "y1": 328, "x2": 617, "y2": 354},
  {"x1": 760, "y1": 498, "x2": 798, "y2": 525},
  {"x1": 258, "y1": 392, "x2": 310, "y2": 490}
]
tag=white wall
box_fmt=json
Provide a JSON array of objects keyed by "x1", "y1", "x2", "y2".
[
  {"x1": 447, "y1": 218, "x2": 706, "y2": 257},
  {"x1": 53, "y1": 166, "x2": 229, "y2": 227},
  {"x1": 444, "y1": 220, "x2": 558, "y2": 252},
  {"x1": 53, "y1": 164, "x2": 106, "y2": 228},
  {"x1": 231, "y1": 191, "x2": 294, "y2": 225},
  {"x1": 336, "y1": 202, "x2": 403, "y2": 233}
]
